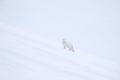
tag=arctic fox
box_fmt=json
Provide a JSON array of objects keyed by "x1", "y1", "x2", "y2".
[{"x1": 62, "y1": 39, "x2": 75, "y2": 52}]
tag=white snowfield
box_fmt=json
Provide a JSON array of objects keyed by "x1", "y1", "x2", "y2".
[{"x1": 0, "y1": 23, "x2": 120, "y2": 80}]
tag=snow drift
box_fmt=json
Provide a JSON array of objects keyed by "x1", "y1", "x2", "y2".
[{"x1": 0, "y1": 23, "x2": 120, "y2": 80}]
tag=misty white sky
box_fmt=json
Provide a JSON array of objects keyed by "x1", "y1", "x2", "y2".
[{"x1": 0, "y1": 0, "x2": 120, "y2": 63}]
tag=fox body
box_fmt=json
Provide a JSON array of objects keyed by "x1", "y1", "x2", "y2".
[{"x1": 62, "y1": 39, "x2": 75, "y2": 52}]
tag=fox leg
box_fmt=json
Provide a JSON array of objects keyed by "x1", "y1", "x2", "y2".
[
  {"x1": 64, "y1": 45, "x2": 66, "y2": 49},
  {"x1": 69, "y1": 47, "x2": 75, "y2": 52}
]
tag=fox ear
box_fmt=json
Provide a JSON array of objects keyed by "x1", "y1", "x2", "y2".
[{"x1": 62, "y1": 38, "x2": 65, "y2": 41}]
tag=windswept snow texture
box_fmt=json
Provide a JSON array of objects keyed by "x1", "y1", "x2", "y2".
[{"x1": 0, "y1": 23, "x2": 120, "y2": 80}]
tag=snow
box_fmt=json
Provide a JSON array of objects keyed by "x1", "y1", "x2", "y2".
[{"x1": 0, "y1": 23, "x2": 120, "y2": 80}]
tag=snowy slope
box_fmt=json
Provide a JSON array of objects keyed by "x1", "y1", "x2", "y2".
[{"x1": 0, "y1": 23, "x2": 120, "y2": 80}]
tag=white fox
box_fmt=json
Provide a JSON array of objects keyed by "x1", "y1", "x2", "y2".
[{"x1": 62, "y1": 39, "x2": 75, "y2": 52}]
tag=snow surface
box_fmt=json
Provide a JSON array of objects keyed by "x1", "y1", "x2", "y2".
[{"x1": 0, "y1": 23, "x2": 120, "y2": 80}]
